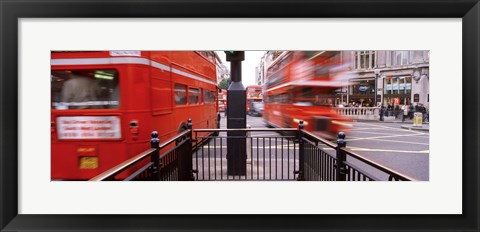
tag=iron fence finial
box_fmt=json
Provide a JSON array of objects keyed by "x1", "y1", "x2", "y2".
[
  {"x1": 187, "y1": 118, "x2": 192, "y2": 130},
  {"x1": 337, "y1": 132, "x2": 346, "y2": 148}
]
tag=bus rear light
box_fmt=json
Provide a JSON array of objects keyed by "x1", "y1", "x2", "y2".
[{"x1": 129, "y1": 120, "x2": 139, "y2": 135}]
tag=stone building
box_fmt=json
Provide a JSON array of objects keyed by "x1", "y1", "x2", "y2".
[
  {"x1": 214, "y1": 52, "x2": 230, "y2": 84},
  {"x1": 343, "y1": 50, "x2": 429, "y2": 109},
  {"x1": 256, "y1": 51, "x2": 283, "y2": 86}
]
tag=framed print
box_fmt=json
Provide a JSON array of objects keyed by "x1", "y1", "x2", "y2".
[{"x1": 1, "y1": 0, "x2": 479, "y2": 231}]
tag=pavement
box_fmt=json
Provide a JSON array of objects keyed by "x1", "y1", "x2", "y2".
[
  {"x1": 400, "y1": 124, "x2": 429, "y2": 132},
  {"x1": 353, "y1": 116, "x2": 430, "y2": 131}
]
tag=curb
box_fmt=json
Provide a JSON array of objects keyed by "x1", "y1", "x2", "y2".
[{"x1": 400, "y1": 125, "x2": 429, "y2": 132}]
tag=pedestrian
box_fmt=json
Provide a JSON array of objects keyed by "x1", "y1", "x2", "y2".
[
  {"x1": 403, "y1": 105, "x2": 408, "y2": 122},
  {"x1": 386, "y1": 104, "x2": 392, "y2": 117},
  {"x1": 421, "y1": 104, "x2": 428, "y2": 122},
  {"x1": 409, "y1": 104, "x2": 414, "y2": 119},
  {"x1": 394, "y1": 105, "x2": 400, "y2": 119},
  {"x1": 425, "y1": 107, "x2": 429, "y2": 122},
  {"x1": 379, "y1": 105, "x2": 385, "y2": 121}
]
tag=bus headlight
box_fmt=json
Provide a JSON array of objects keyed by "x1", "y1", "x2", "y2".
[{"x1": 293, "y1": 118, "x2": 308, "y2": 126}]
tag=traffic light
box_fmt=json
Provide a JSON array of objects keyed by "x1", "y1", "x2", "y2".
[{"x1": 225, "y1": 51, "x2": 245, "y2": 62}]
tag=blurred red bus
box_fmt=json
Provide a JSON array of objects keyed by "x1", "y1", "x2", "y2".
[
  {"x1": 218, "y1": 89, "x2": 227, "y2": 112},
  {"x1": 51, "y1": 51, "x2": 220, "y2": 180},
  {"x1": 246, "y1": 85, "x2": 263, "y2": 112},
  {"x1": 263, "y1": 51, "x2": 351, "y2": 139}
]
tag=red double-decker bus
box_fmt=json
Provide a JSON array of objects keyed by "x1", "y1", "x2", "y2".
[
  {"x1": 218, "y1": 89, "x2": 227, "y2": 112},
  {"x1": 246, "y1": 85, "x2": 263, "y2": 112},
  {"x1": 51, "y1": 51, "x2": 220, "y2": 180},
  {"x1": 263, "y1": 51, "x2": 351, "y2": 139}
]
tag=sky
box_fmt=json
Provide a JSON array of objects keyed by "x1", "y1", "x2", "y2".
[{"x1": 217, "y1": 51, "x2": 265, "y2": 86}]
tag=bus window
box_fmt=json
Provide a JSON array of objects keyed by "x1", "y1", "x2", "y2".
[
  {"x1": 189, "y1": 88, "x2": 200, "y2": 104},
  {"x1": 51, "y1": 70, "x2": 119, "y2": 110},
  {"x1": 204, "y1": 90, "x2": 215, "y2": 103},
  {"x1": 174, "y1": 83, "x2": 187, "y2": 105},
  {"x1": 207, "y1": 52, "x2": 214, "y2": 62}
]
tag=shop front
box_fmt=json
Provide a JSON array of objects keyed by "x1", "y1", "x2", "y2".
[
  {"x1": 383, "y1": 76, "x2": 412, "y2": 106},
  {"x1": 348, "y1": 79, "x2": 375, "y2": 107}
]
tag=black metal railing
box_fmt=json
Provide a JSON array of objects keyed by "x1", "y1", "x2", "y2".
[
  {"x1": 192, "y1": 120, "x2": 415, "y2": 181},
  {"x1": 90, "y1": 118, "x2": 416, "y2": 181},
  {"x1": 298, "y1": 121, "x2": 416, "y2": 181},
  {"x1": 89, "y1": 121, "x2": 194, "y2": 181},
  {"x1": 192, "y1": 128, "x2": 299, "y2": 181}
]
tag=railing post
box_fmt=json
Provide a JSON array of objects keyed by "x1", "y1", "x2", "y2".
[
  {"x1": 178, "y1": 119, "x2": 194, "y2": 181},
  {"x1": 186, "y1": 118, "x2": 194, "y2": 180},
  {"x1": 150, "y1": 131, "x2": 160, "y2": 181},
  {"x1": 296, "y1": 120, "x2": 305, "y2": 181},
  {"x1": 335, "y1": 132, "x2": 347, "y2": 181}
]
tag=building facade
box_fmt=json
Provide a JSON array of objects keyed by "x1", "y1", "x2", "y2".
[
  {"x1": 343, "y1": 50, "x2": 429, "y2": 109},
  {"x1": 214, "y1": 52, "x2": 230, "y2": 84}
]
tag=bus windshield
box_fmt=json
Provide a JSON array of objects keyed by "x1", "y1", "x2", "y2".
[{"x1": 51, "y1": 70, "x2": 119, "y2": 110}]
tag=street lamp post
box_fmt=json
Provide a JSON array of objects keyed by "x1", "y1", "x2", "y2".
[
  {"x1": 374, "y1": 68, "x2": 380, "y2": 107},
  {"x1": 225, "y1": 51, "x2": 247, "y2": 176}
]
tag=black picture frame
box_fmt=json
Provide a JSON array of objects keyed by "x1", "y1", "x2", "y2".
[{"x1": 1, "y1": 0, "x2": 478, "y2": 231}]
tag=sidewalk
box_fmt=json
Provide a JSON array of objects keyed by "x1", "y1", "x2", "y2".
[{"x1": 400, "y1": 123, "x2": 429, "y2": 132}]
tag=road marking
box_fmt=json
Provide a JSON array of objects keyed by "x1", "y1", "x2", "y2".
[
  {"x1": 351, "y1": 124, "x2": 428, "y2": 136},
  {"x1": 354, "y1": 138, "x2": 428, "y2": 146},
  {"x1": 349, "y1": 130, "x2": 429, "y2": 138},
  {"x1": 349, "y1": 127, "x2": 383, "y2": 131},
  {"x1": 346, "y1": 133, "x2": 427, "y2": 141},
  {"x1": 358, "y1": 122, "x2": 428, "y2": 135},
  {"x1": 351, "y1": 130, "x2": 415, "y2": 135},
  {"x1": 352, "y1": 126, "x2": 427, "y2": 135},
  {"x1": 348, "y1": 146, "x2": 429, "y2": 154}
]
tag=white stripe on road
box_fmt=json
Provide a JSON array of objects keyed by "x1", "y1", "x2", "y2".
[
  {"x1": 349, "y1": 130, "x2": 429, "y2": 137},
  {"x1": 347, "y1": 137, "x2": 429, "y2": 146},
  {"x1": 348, "y1": 146, "x2": 429, "y2": 154},
  {"x1": 353, "y1": 122, "x2": 428, "y2": 135},
  {"x1": 346, "y1": 134, "x2": 428, "y2": 141}
]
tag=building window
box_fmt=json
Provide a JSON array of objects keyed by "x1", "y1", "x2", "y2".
[
  {"x1": 384, "y1": 76, "x2": 411, "y2": 94},
  {"x1": 355, "y1": 51, "x2": 376, "y2": 69},
  {"x1": 394, "y1": 51, "x2": 409, "y2": 66}
]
